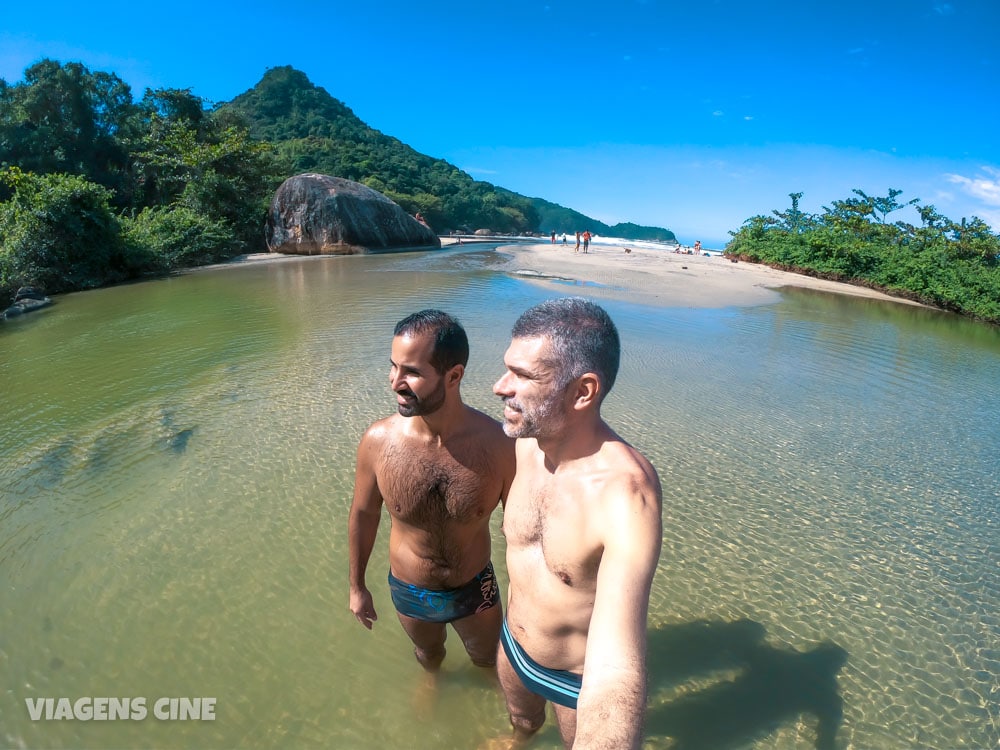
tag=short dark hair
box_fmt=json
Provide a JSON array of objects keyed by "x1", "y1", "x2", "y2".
[
  {"x1": 393, "y1": 309, "x2": 469, "y2": 373},
  {"x1": 511, "y1": 297, "x2": 620, "y2": 399}
]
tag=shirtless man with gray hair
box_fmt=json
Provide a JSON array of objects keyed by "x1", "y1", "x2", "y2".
[
  {"x1": 492, "y1": 297, "x2": 663, "y2": 748},
  {"x1": 349, "y1": 309, "x2": 515, "y2": 671}
]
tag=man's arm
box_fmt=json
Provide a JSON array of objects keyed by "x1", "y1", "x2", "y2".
[
  {"x1": 348, "y1": 427, "x2": 385, "y2": 630},
  {"x1": 574, "y1": 471, "x2": 663, "y2": 749}
]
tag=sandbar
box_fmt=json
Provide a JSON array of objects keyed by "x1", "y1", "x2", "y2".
[
  {"x1": 486, "y1": 240, "x2": 927, "y2": 309},
  {"x1": 221, "y1": 238, "x2": 926, "y2": 310}
]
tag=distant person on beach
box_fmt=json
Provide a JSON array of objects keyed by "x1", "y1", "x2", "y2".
[
  {"x1": 694, "y1": 240, "x2": 702, "y2": 254},
  {"x1": 349, "y1": 310, "x2": 515, "y2": 673},
  {"x1": 492, "y1": 297, "x2": 663, "y2": 749},
  {"x1": 574, "y1": 232, "x2": 581, "y2": 253},
  {"x1": 582, "y1": 231, "x2": 591, "y2": 253},
  {"x1": 551, "y1": 231, "x2": 557, "y2": 244}
]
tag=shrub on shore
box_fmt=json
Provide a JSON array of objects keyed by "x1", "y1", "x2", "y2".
[
  {"x1": 122, "y1": 206, "x2": 241, "y2": 271},
  {"x1": 0, "y1": 169, "x2": 128, "y2": 299},
  {"x1": 726, "y1": 190, "x2": 1000, "y2": 325}
]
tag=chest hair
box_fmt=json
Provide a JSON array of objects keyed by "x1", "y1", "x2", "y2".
[{"x1": 379, "y1": 440, "x2": 493, "y2": 527}]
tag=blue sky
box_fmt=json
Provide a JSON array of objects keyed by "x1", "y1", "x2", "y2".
[{"x1": 2, "y1": 0, "x2": 998, "y2": 246}]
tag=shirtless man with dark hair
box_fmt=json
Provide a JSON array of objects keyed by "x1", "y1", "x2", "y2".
[
  {"x1": 349, "y1": 310, "x2": 515, "y2": 671},
  {"x1": 492, "y1": 297, "x2": 663, "y2": 749}
]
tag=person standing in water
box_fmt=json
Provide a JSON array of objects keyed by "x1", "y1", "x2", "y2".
[
  {"x1": 492, "y1": 297, "x2": 663, "y2": 749},
  {"x1": 349, "y1": 310, "x2": 515, "y2": 671}
]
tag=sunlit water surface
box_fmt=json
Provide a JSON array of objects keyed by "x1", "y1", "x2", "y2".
[{"x1": 1, "y1": 246, "x2": 998, "y2": 749}]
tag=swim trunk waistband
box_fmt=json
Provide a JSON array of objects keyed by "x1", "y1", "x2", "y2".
[
  {"x1": 388, "y1": 561, "x2": 500, "y2": 624},
  {"x1": 500, "y1": 618, "x2": 582, "y2": 709}
]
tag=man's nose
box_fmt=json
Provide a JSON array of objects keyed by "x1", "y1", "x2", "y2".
[{"x1": 493, "y1": 372, "x2": 510, "y2": 396}]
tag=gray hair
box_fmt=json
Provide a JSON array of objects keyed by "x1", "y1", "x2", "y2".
[{"x1": 511, "y1": 297, "x2": 620, "y2": 399}]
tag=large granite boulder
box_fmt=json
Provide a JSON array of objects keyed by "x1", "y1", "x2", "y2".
[{"x1": 265, "y1": 174, "x2": 440, "y2": 255}]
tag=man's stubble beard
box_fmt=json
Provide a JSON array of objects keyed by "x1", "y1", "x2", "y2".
[
  {"x1": 501, "y1": 392, "x2": 565, "y2": 439},
  {"x1": 396, "y1": 378, "x2": 446, "y2": 418}
]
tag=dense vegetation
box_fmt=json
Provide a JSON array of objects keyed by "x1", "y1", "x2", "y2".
[
  {"x1": 0, "y1": 61, "x2": 673, "y2": 302},
  {"x1": 726, "y1": 190, "x2": 1000, "y2": 325},
  {"x1": 0, "y1": 60, "x2": 283, "y2": 300}
]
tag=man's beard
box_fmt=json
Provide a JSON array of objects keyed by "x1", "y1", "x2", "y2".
[
  {"x1": 501, "y1": 392, "x2": 564, "y2": 439},
  {"x1": 396, "y1": 380, "x2": 445, "y2": 417}
]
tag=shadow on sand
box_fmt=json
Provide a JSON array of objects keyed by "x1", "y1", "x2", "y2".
[{"x1": 644, "y1": 619, "x2": 847, "y2": 750}]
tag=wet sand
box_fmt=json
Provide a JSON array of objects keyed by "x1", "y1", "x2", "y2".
[{"x1": 489, "y1": 241, "x2": 926, "y2": 309}]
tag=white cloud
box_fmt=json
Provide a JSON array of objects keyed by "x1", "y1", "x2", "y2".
[
  {"x1": 943, "y1": 167, "x2": 1000, "y2": 228},
  {"x1": 945, "y1": 166, "x2": 1000, "y2": 204}
]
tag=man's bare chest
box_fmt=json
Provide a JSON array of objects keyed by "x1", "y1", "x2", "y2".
[
  {"x1": 504, "y1": 478, "x2": 601, "y2": 587},
  {"x1": 376, "y1": 441, "x2": 496, "y2": 525}
]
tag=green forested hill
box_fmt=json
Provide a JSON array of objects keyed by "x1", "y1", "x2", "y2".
[{"x1": 219, "y1": 66, "x2": 674, "y2": 240}]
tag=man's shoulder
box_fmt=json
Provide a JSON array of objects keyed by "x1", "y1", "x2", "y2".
[
  {"x1": 597, "y1": 438, "x2": 662, "y2": 503},
  {"x1": 590, "y1": 442, "x2": 662, "y2": 555},
  {"x1": 462, "y1": 406, "x2": 509, "y2": 439},
  {"x1": 360, "y1": 414, "x2": 400, "y2": 444},
  {"x1": 604, "y1": 437, "x2": 657, "y2": 474}
]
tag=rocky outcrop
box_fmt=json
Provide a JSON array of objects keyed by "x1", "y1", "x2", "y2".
[
  {"x1": 3, "y1": 286, "x2": 52, "y2": 320},
  {"x1": 265, "y1": 174, "x2": 440, "y2": 255}
]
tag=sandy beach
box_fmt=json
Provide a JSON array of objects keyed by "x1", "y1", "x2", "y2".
[
  {"x1": 226, "y1": 237, "x2": 925, "y2": 310},
  {"x1": 480, "y1": 239, "x2": 927, "y2": 309}
]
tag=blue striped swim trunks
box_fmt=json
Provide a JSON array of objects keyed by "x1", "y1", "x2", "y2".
[{"x1": 500, "y1": 618, "x2": 582, "y2": 709}]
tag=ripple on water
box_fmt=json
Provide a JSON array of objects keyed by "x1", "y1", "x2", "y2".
[{"x1": 2, "y1": 254, "x2": 999, "y2": 748}]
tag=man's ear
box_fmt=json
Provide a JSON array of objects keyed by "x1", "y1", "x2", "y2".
[
  {"x1": 447, "y1": 363, "x2": 465, "y2": 386},
  {"x1": 570, "y1": 372, "x2": 600, "y2": 410}
]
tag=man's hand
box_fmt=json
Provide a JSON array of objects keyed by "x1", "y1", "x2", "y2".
[{"x1": 350, "y1": 587, "x2": 378, "y2": 630}]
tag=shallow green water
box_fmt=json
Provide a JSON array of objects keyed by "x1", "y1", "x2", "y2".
[{"x1": 1, "y1": 246, "x2": 998, "y2": 749}]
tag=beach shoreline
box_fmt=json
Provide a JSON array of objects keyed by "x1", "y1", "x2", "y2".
[
  {"x1": 222, "y1": 237, "x2": 928, "y2": 310},
  {"x1": 487, "y1": 240, "x2": 929, "y2": 309}
]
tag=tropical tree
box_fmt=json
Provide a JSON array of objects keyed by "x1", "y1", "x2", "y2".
[
  {"x1": 0, "y1": 59, "x2": 135, "y2": 200},
  {"x1": 128, "y1": 88, "x2": 284, "y2": 249}
]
